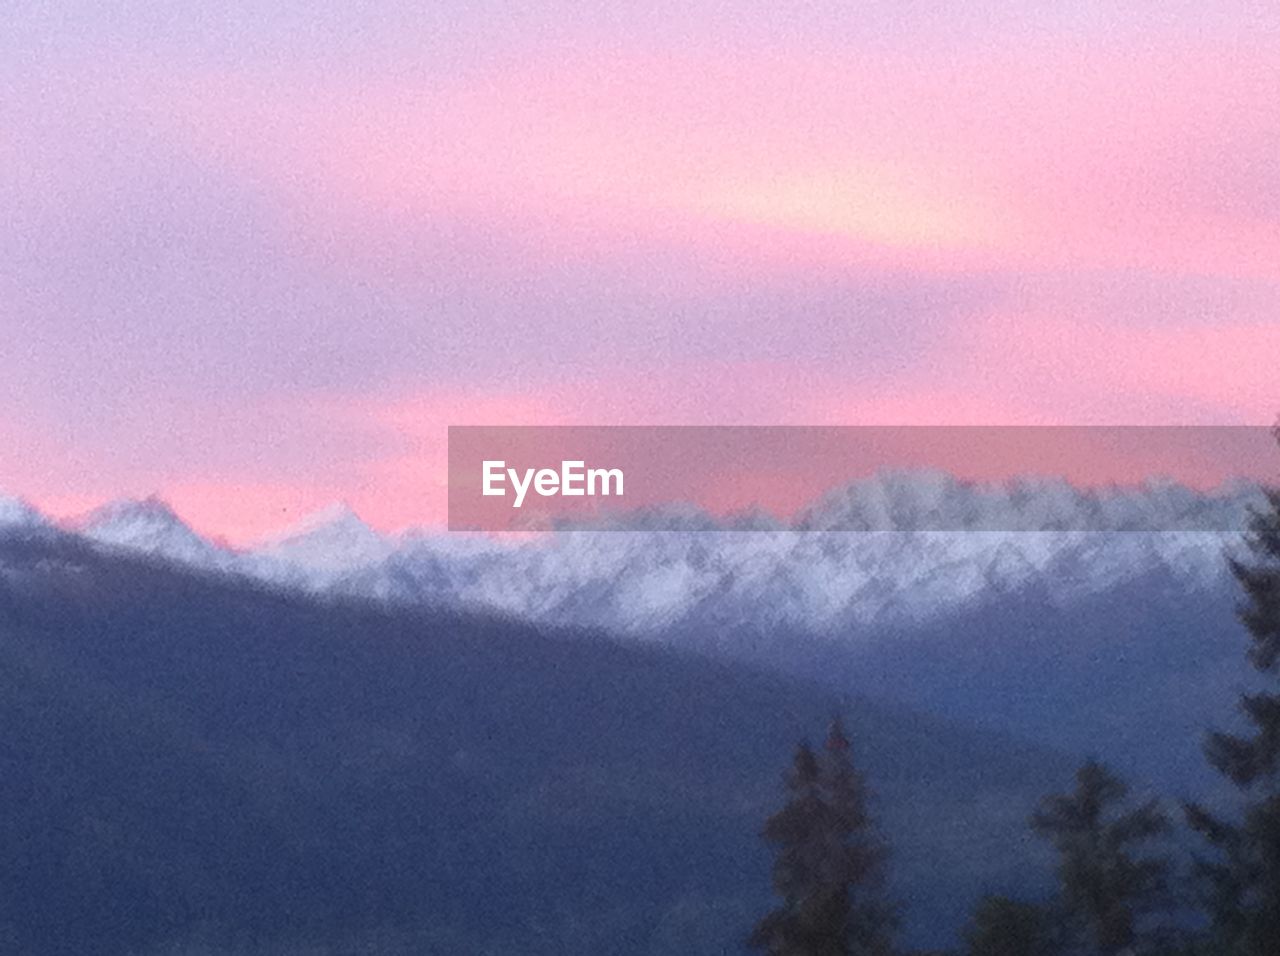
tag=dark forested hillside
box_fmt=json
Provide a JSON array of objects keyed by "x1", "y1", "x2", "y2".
[{"x1": 0, "y1": 532, "x2": 1069, "y2": 954}]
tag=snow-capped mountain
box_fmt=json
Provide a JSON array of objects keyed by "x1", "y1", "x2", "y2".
[
  {"x1": 75, "y1": 497, "x2": 232, "y2": 569},
  {"x1": 248, "y1": 502, "x2": 396, "y2": 588},
  {"x1": 0, "y1": 493, "x2": 49, "y2": 532},
  {"x1": 7, "y1": 472, "x2": 1262, "y2": 806},
  {"x1": 797, "y1": 470, "x2": 1258, "y2": 531},
  {"x1": 320, "y1": 472, "x2": 1257, "y2": 637},
  {"x1": 25, "y1": 472, "x2": 1264, "y2": 640},
  {"x1": 352, "y1": 526, "x2": 1237, "y2": 638}
]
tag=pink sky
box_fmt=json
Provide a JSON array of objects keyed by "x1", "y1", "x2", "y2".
[{"x1": 1, "y1": 3, "x2": 1277, "y2": 543}]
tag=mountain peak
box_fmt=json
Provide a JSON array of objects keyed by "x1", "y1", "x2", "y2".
[
  {"x1": 250, "y1": 502, "x2": 391, "y2": 576},
  {"x1": 0, "y1": 492, "x2": 50, "y2": 531},
  {"x1": 82, "y1": 495, "x2": 185, "y2": 528},
  {"x1": 290, "y1": 501, "x2": 368, "y2": 535},
  {"x1": 76, "y1": 496, "x2": 225, "y2": 566},
  {"x1": 258, "y1": 501, "x2": 379, "y2": 544}
]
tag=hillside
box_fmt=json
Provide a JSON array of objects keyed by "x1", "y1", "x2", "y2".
[{"x1": 0, "y1": 531, "x2": 1070, "y2": 954}]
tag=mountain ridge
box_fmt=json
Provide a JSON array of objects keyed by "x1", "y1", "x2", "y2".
[{"x1": 0, "y1": 471, "x2": 1258, "y2": 636}]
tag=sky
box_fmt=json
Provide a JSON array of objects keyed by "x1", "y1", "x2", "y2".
[{"x1": 2, "y1": 2, "x2": 1278, "y2": 542}]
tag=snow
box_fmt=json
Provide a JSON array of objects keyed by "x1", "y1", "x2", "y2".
[
  {"x1": 247, "y1": 501, "x2": 391, "y2": 575},
  {"x1": 52, "y1": 473, "x2": 1262, "y2": 639},
  {"x1": 0, "y1": 493, "x2": 48, "y2": 531},
  {"x1": 76, "y1": 497, "x2": 229, "y2": 568}
]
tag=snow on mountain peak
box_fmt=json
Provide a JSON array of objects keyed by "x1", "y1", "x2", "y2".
[
  {"x1": 330, "y1": 470, "x2": 1261, "y2": 639},
  {"x1": 249, "y1": 502, "x2": 392, "y2": 579},
  {"x1": 795, "y1": 469, "x2": 1263, "y2": 532},
  {"x1": 273, "y1": 502, "x2": 366, "y2": 537},
  {"x1": 38, "y1": 470, "x2": 1269, "y2": 642},
  {"x1": 0, "y1": 492, "x2": 49, "y2": 531},
  {"x1": 77, "y1": 496, "x2": 226, "y2": 566}
]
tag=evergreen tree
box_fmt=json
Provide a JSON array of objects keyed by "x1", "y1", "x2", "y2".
[
  {"x1": 1031, "y1": 759, "x2": 1171, "y2": 955},
  {"x1": 750, "y1": 718, "x2": 894, "y2": 956},
  {"x1": 963, "y1": 895, "x2": 1059, "y2": 956},
  {"x1": 1185, "y1": 435, "x2": 1280, "y2": 955},
  {"x1": 822, "y1": 718, "x2": 895, "y2": 954}
]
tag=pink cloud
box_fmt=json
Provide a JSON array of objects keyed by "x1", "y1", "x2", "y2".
[{"x1": 140, "y1": 40, "x2": 1278, "y2": 280}]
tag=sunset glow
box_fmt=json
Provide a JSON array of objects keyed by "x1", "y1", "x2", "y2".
[{"x1": 2, "y1": 3, "x2": 1277, "y2": 541}]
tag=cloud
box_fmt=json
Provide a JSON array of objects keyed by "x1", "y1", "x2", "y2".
[
  {"x1": 2, "y1": 16, "x2": 1276, "y2": 537},
  {"x1": 141, "y1": 41, "x2": 1279, "y2": 278}
]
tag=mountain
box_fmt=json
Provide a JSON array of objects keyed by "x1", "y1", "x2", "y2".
[
  {"x1": 355, "y1": 527, "x2": 1237, "y2": 637},
  {"x1": 54, "y1": 475, "x2": 1258, "y2": 633},
  {"x1": 75, "y1": 496, "x2": 232, "y2": 569},
  {"x1": 347, "y1": 527, "x2": 1252, "y2": 793},
  {"x1": 33, "y1": 474, "x2": 1262, "y2": 793},
  {"x1": 248, "y1": 502, "x2": 395, "y2": 588},
  {"x1": 0, "y1": 532, "x2": 1072, "y2": 954},
  {"x1": 796, "y1": 469, "x2": 1259, "y2": 532},
  {"x1": 214, "y1": 474, "x2": 1253, "y2": 654},
  {"x1": 0, "y1": 492, "x2": 50, "y2": 534}
]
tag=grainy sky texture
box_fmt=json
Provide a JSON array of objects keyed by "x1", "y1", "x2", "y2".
[{"x1": 2, "y1": 2, "x2": 1277, "y2": 540}]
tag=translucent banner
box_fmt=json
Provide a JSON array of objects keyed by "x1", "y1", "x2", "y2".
[{"x1": 447, "y1": 425, "x2": 1277, "y2": 532}]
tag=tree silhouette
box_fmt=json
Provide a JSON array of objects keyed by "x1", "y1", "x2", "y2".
[
  {"x1": 1032, "y1": 759, "x2": 1170, "y2": 955},
  {"x1": 750, "y1": 717, "x2": 893, "y2": 956},
  {"x1": 1186, "y1": 426, "x2": 1280, "y2": 955},
  {"x1": 963, "y1": 895, "x2": 1059, "y2": 956}
]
